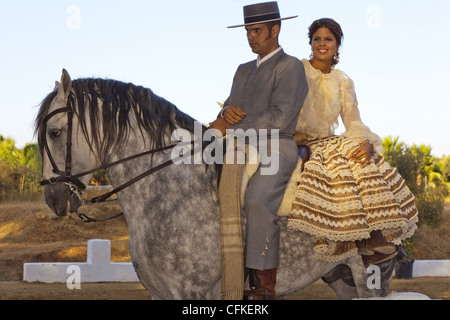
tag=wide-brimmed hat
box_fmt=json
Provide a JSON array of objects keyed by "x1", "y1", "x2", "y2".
[{"x1": 227, "y1": 1, "x2": 298, "y2": 28}]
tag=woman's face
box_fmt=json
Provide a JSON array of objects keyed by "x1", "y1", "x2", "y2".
[{"x1": 310, "y1": 27, "x2": 339, "y2": 64}]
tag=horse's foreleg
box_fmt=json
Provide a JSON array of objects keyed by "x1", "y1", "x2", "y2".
[{"x1": 321, "y1": 264, "x2": 359, "y2": 300}]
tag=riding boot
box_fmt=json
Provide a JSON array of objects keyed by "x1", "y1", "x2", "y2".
[
  {"x1": 357, "y1": 230, "x2": 396, "y2": 256},
  {"x1": 244, "y1": 268, "x2": 277, "y2": 300}
]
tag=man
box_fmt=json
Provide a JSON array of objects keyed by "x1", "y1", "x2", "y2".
[{"x1": 211, "y1": 2, "x2": 308, "y2": 299}]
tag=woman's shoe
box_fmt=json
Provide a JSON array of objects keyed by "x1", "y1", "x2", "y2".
[
  {"x1": 357, "y1": 230, "x2": 396, "y2": 255},
  {"x1": 362, "y1": 251, "x2": 398, "y2": 266},
  {"x1": 357, "y1": 239, "x2": 375, "y2": 256}
]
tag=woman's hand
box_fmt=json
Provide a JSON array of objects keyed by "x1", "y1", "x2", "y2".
[
  {"x1": 351, "y1": 141, "x2": 373, "y2": 168},
  {"x1": 208, "y1": 117, "x2": 229, "y2": 136}
]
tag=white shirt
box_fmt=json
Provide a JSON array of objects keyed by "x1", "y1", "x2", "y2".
[
  {"x1": 256, "y1": 46, "x2": 282, "y2": 68},
  {"x1": 296, "y1": 59, "x2": 383, "y2": 153}
]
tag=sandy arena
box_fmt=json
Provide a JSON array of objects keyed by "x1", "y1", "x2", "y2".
[{"x1": 1, "y1": 199, "x2": 449, "y2": 300}]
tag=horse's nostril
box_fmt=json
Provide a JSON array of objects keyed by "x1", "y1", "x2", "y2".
[{"x1": 56, "y1": 209, "x2": 67, "y2": 217}]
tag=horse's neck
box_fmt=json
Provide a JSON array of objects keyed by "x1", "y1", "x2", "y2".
[
  {"x1": 104, "y1": 133, "x2": 170, "y2": 190},
  {"x1": 105, "y1": 133, "x2": 219, "y2": 219}
]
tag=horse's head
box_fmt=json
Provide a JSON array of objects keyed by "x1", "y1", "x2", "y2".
[
  {"x1": 36, "y1": 69, "x2": 96, "y2": 217},
  {"x1": 36, "y1": 68, "x2": 200, "y2": 217}
]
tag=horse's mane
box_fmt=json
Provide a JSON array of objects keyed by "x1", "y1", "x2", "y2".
[{"x1": 35, "y1": 78, "x2": 198, "y2": 161}]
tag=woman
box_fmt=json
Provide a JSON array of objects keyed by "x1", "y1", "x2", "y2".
[{"x1": 288, "y1": 18, "x2": 418, "y2": 265}]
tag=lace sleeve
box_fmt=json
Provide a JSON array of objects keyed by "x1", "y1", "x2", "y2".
[{"x1": 340, "y1": 77, "x2": 383, "y2": 154}]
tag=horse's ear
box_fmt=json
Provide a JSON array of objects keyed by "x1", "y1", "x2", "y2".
[
  {"x1": 57, "y1": 69, "x2": 72, "y2": 100},
  {"x1": 54, "y1": 81, "x2": 60, "y2": 91}
]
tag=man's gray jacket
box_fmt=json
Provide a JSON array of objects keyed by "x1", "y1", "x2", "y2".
[
  {"x1": 223, "y1": 49, "x2": 308, "y2": 270},
  {"x1": 224, "y1": 49, "x2": 308, "y2": 139}
]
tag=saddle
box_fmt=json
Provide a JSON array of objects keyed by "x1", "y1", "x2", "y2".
[
  {"x1": 218, "y1": 142, "x2": 310, "y2": 300},
  {"x1": 239, "y1": 144, "x2": 310, "y2": 217}
]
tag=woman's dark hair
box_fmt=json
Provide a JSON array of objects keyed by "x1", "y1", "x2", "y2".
[{"x1": 308, "y1": 18, "x2": 344, "y2": 66}]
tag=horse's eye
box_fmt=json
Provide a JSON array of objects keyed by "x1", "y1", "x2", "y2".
[{"x1": 49, "y1": 129, "x2": 62, "y2": 139}]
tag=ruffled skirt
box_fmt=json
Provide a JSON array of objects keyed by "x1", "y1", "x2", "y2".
[{"x1": 288, "y1": 136, "x2": 418, "y2": 262}]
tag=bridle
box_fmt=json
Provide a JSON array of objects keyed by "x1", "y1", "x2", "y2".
[
  {"x1": 39, "y1": 103, "x2": 195, "y2": 223},
  {"x1": 40, "y1": 106, "x2": 86, "y2": 191}
]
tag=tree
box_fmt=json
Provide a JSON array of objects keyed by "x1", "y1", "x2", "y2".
[
  {"x1": 1, "y1": 134, "x2": 110, "y2": 197},
  {"x1": 382, "y1": 137, "x2": 423, "y2": 194},
  {"x1": 0, "y1": 137, "x2": 42, "y2": 195},
  {"x1": 437, "y1": 155, "x2": 450, "y2": 183},
  {"x1": 0, "y1": 136, "x2": 23, "y2": 167},
  {"x1": 20, "y1": 143, "x2": 42, "y2": 192},
  {"x1": 382, "y1": 135, "x2": 404, "y2": 153},
  {"x1": 412, "y1": 144, "x2": 444, "y2": 187},
  {"x1": 90, "y1": 169, "x2": 110, "y2": 186},
  {"x1": 382, "y1": 137, "x2": 445, "y2": 227}
]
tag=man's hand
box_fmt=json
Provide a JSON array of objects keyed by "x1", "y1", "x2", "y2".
[{"x1": 223, "y1": 105, "x2": 246, "y2": 125}]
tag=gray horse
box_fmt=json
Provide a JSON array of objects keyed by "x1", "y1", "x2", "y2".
[{"x1": 35, "y1": 69, "x2": 397, "y2": 300}]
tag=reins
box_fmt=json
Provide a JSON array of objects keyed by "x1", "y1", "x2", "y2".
[
  {"x1": 64, "y1": 142, "x2": 181, "y2": 204},
  {"x1": 40, "y1": 102, "x2": 201, "y2": 223},
  {"x1": 74, "y1": 143, "x2": 195, "y2": 223},
  {"x1": 71, "y1": 144, "x2": 180, "y2": 223},
  {"x1": 76, "y1": 211, "x2": 125, "y2": 223}
]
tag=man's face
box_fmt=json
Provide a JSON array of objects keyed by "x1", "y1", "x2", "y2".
[{"x1": 245, "y1": 23, "x2": 278, "y2": 58}]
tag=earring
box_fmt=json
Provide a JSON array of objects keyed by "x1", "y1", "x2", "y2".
[
  {"x1": 309, "y1": 51, "x2": 314, "y2": 59},
  {"x1": 333, "y1": 52, "x2": 340, "y2": 66}
]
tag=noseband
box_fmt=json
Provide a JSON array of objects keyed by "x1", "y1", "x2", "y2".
[{"x1": 40, "y1": 104, "x2": 194, "y2": 222}]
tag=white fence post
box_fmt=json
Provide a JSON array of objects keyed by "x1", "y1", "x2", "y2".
[{"x1": 23, "y1": 239, "x2": 139, "y2": 283}]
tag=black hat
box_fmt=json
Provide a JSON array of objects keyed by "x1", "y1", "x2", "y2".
[{"x1": 227, "y1": 1, "x2": 298, "y2": 28}]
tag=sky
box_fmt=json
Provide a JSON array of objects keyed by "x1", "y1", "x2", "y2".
[{"x1": 1, "y1": 0, "x2": 449, "y2": 157}]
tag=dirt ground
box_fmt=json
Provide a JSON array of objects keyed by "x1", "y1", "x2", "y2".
[
  {"x1": 1, "y1": 277, "x2": 450, "y2": 300},
  {"x1": 1, "y1": 197, "x2": 449, "y2": 300}
]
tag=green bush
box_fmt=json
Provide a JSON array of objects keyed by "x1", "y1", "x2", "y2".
[
  {"x1": 414, "y1": 184, "x2": 446, "y2": 228},
  {"x1": 382, "y1": 136, "x2": 446, "y2": 228},
  {"x1": 383, "y1": 145, "x2": 424, "y2": 195}
]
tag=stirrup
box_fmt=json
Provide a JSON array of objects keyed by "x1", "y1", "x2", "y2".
[{"x1": 243, "y1": 290, "x2": 275, "y2": 300}]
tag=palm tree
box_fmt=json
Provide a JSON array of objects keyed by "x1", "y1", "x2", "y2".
[
  {"x1": 381, "y1": 136, "x2": 405, "y2": 154},
  {"x1": 412, "y1": 144, "x2": 444, "y2": 186},
  {"x1": 0, "y1": 137, "x2": 22, "y2": 167},
  {"x1": 437, "y1": 156, "x2": 450, "y2": 182}
]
